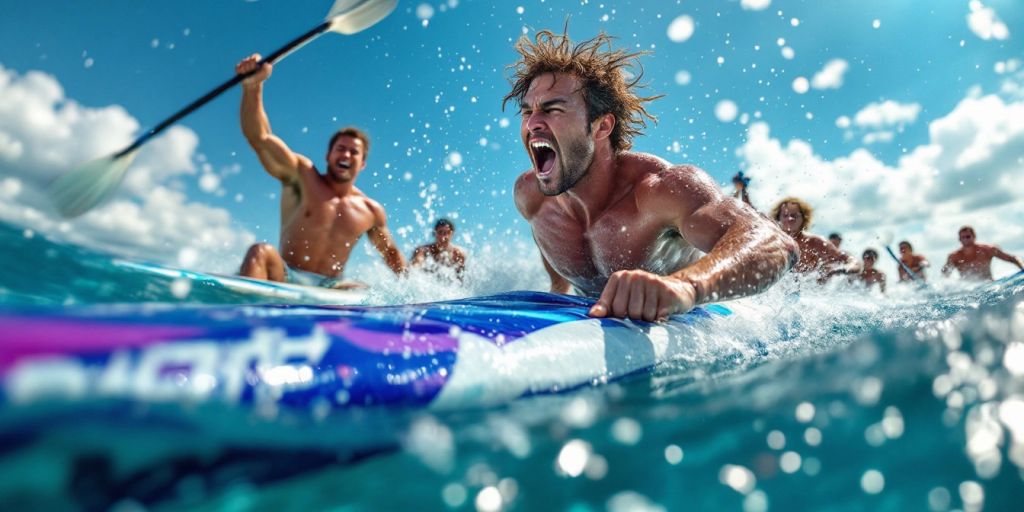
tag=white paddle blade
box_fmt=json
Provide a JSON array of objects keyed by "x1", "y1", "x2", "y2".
[
  {"x1": 327, "y1": 0, "x2": 397, "y2": 35},
  {"x1": 49, "y1": 151, "x2": 137, "y2": 218},
  {"x1": 876, "y1": 230, "x2": 894, "y2": 247}
]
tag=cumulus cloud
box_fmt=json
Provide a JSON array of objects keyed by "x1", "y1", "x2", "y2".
[
  {"x1": 811, "y1": 59, "x2": 850, "y2": 90},
  {"x1": 967, "y1": 1, "x2": 1010, "y2": 41},
  {"x1": 737, "y1": 86, "x2": 1024, "y2": 278},
  {"x1": 852, "y1": 100, "x2": 921, "y2": 129},
  {"x1": 0, "y1": 63, "x2": 253, "y2": 272},
  {"x1": 842, "y1": 100, "x2": 921, "y2": 144}
]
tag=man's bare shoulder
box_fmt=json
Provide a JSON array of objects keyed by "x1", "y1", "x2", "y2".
[
  {"x1": 513, "y1": 169, "x2": 544, "y2": 219},
  {"x1": 631, "y1": 155, "x2": 718, "y2": 210}
]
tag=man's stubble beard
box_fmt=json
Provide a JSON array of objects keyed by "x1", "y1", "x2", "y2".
[{"x1": 541, "y1": 135, "x2": 595, "y2": 197}]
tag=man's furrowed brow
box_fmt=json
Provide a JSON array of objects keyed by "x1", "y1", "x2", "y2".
[{"x1": 523, "y1": 97, "x2": 570, "y2": 110}]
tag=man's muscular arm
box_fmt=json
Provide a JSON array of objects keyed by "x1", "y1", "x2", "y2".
[
  {"x1": 991, "y1": 246, "x2": 1024, "y2": 271},
  {"x1": 366, "y1": 201, "x2": 407, "y2": 275},
  {"x1": 942, "y1": 254, "x2": 956, "y2": 276},
  {"x1": 668, "y1": 166, "x2": 798, "y2": 303},
  {"x1": 237, "y1": 54, "x2": 310, "y2": 184},
  {"x1": 816, "y1": 240, "x2": 860, "y2": 279},
  {"x1": 541, "y1": 250, "x2": 572, "y2": 294},
  {"x1": 591, "y1": 165, "x2": 798, "y2": 321}
]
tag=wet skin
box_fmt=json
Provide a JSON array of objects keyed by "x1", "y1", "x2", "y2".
[
  {"x1": 411, "y1": 225, "x2": 467, "y2": 276},
  {"x1": 776, "y1": 202, "x2": 856, "y2": 279},
  {"x1": 897, "y1": 243, "x2": 928, "y2": 282},
  {"x1": 234, "y1": 54, "x2": 405, "y2": 283},
  {"x1": 514, "y1": 72, "x2": 798, "y2": 321},
  {"x1": 854, "y1": 253, "x2": 886, "y2": 293},
  {"x1": 942, "y1": 229, "x2": 1024, "y2": 281}
]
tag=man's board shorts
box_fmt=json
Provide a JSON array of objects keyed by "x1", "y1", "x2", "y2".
[{"x1": 286, "y1": 265, "x2": 344, "y2": 288}]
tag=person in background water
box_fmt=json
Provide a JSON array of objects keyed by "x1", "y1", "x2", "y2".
[
  {"x1": 942, "y1": 226, "x2": 1023, "y2": 281},
  {"x1": 771, "y1": 197, "x2": 858, "y2": 282},
  {"x1": 233, "y1": 54, "x2": 406, "y2": 288},
  {"x1": 852, "y1": 248, "x2": 886, "y2": 293},
  {"x1": 732, "y1": 171, "x2": 752, "y2": 207},
  {"x1": 897, "y1": 240, "x2": 929, "y2": 282},
  {"x1": 411, "y1": 218, "x2": 467, "y2": 279},
  {"x1": 507, "y1": 29, "x2": 797, "y2": 322},
  {"x1": 828, "y1": 232, "x2": 843, "y2": 249}
]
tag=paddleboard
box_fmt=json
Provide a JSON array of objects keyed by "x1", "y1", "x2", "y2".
[
  {"x1": 113, "y1": 259, "x2": 369, "y2": 305},
  {"x1": 0, "y1": 292, "x2": 739, "y2": 413}
]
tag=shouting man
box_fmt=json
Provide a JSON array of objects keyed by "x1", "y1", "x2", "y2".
[
  {"x1": 506, "y1": 30, "x2": 797, "y2": 321},
  {"x1": 234, "y1": 54, "x2": 405, "y2": 288}
]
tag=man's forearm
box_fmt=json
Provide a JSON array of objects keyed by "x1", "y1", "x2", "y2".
[
  {"x1": 240, "y1": 84, "x2": 271, "y2": 143},
  {"x1": 386, "y1": 249, "x2": 407, "y2": 275},
  {"x1": 674, "y1": 227, "x2": 797, "y2": 304}
]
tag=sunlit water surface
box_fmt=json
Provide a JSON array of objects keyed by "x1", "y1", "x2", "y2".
[{"x1": 1, "y1": 221, "x2": 1023, "y2": 511}]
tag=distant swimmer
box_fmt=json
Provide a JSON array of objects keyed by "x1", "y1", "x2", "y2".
[
  {"x1": 506, "y1": 30, "x2": 798, "y2": 322},
  {"x1": 411, "y1": 218, "x2": 467, "y2": 278},
  {"x1": 234, "y1": 54, "x2": 405, "y2": 288},
  {"x1": 852, "y1": 249, "x2": 886, "y2": 293},
  {"x1": 941, "y1": 226, "x2": 1023, "y2": 281},
  {"x1": 771, "y1": 197, "x2": 859, "y2": 282},
  {"x1": 897, "y1": 240, "x2": 928, "y2": 282},
  {"x1": 828, "y1": 232, "x2": 843, "y2": 249},
  {"x1": 732, "y1": 171, "x2": 753, "y2": 207}
]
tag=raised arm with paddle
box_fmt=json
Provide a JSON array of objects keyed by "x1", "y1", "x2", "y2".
[{"x1": 49, "y1": 0, "x2": 397, "y2": 218}]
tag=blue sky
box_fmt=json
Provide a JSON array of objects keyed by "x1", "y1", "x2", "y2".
[{"x1": 0, "y1": 0, "x2": 1022, "y2": 278}]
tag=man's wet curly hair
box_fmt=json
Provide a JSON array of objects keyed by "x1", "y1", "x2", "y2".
[
  {"x1": 502, "y1": 28, "x2": 661, "y2": 153},
  {"x1": 771, "y1": 197, "x2": 815, "y2": 232}
]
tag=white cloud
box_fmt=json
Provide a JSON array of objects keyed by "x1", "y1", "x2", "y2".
[
  {"x1": 736, "y1": 85, "x2": 1024, "y2": 278},
  {"x1": 862, "y1": 131, "x2": 894, "y2": 145},
  {"x1": 852, "y1": 100, "x2": 921, "y2": 129},
  {"x1": 740, "y1": 0, "x2": 771, "y2": 11},
  {"x1": 811, "y1": 59, "x2": 850, "y2": 90},
  {"x1": 967, "y1": 1, "x2": 1010, "y2": 41},
  {"x1": 0, "y1": 63, "x2": 253, "y2": 273}
]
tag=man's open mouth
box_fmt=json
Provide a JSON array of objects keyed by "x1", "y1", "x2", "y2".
[
  {"x1": 337, "y1": 161, "x2": 352, "y2": 170},
  {"x1": 530, "y1": 139, "x2": 557, "y2": 177}
]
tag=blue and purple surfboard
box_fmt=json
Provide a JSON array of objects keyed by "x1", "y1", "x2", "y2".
[{"x1": 0, "y1": 292, "x2": 736, "y2": 413}]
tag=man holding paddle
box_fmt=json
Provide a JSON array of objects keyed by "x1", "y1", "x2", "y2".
[
  {"x1": 234, "y1": 54, "x2": 405, "y2": 287},
  {"x1": 506, "y1": 30, "x2": 798, "y2": 322}
]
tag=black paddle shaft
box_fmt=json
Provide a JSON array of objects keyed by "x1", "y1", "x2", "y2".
[{"x1": 116, "y1": 20, "x2": 332, "y2": 158}]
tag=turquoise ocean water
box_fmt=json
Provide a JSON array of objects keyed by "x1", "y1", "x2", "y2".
[{"x1": 1, "y1": 219, "x2": 1023, "y2": 511}]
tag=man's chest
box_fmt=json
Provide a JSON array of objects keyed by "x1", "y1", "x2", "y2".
[
  {"x1": 291, "y1": 198, "x2": 373, "y2": 237},
  {"x1": 531, "y1": 208, "x2": 672, "y2": 277}
]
